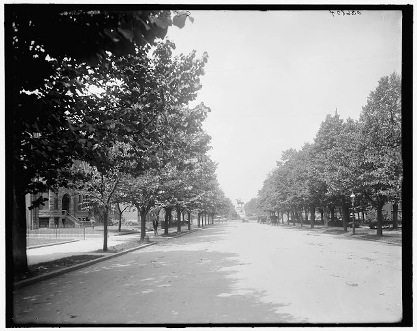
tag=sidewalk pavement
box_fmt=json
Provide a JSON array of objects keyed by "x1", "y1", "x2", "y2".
[
  {"x1": 13, "y1": 225, "x2": 210, "y2": 289},
  {"x1": 26, "y1": 226, "x2": 203, "y2": 266},
  {"x1": 27, "y1": 233, "x2": 137, "y2": 266},
  {"x1": 265, "y1": 222, "x2": 402, "y2": 245}
]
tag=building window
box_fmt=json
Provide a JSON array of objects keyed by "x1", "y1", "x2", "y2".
[{"x1": 39, "y1": 218, "x2": 49, "y2": 228}]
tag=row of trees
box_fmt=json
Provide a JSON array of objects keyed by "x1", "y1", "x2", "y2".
[
  {"x1": 8, "y1": 7, "x2": 234, "y2": 275},
  {"x1": 248, "y1": 73, "x2": 402, "y2": 236}
]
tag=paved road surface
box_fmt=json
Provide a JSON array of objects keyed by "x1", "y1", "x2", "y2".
[{"x1": 13, "y1": 221, "x2": 402, "y2": 324}]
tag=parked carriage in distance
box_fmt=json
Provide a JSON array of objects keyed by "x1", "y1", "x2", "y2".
[
  {"x1": 270, "y1": 215, "x2": 278, "y2": 225},
  {"x1": 258, "y1": 216, "x2": 268, "y2": 224}
]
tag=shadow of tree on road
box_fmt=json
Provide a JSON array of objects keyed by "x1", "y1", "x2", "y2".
[{"x1": 14, "y1": 225, "x2": 307, "y2": 325}]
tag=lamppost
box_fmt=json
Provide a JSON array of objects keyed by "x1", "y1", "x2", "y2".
[{"x1": 350, "y1": 193, "x2": 356, "y2": 234}]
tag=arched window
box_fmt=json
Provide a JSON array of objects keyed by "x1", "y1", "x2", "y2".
[{"x1": 62, "y1": 194, "x2": 70, "y2": 212}]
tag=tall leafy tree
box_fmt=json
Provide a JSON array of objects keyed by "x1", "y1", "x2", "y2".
[
  {"x1": 72, "y1": 40, "x2": 209, "y2": 244},
  {"x1": 358, "y1": 73, "x2": 402, "y2": 235},
  {"x1": 244, "y1": 197, "x2": 261, "y2": 217},
  {"x1": 122, "y1": 170, "x2": 161, "y2": 241},
  {"x1": 75, "y1": 164, "x2": 122, "y2": 251},
  {"x1": 313, "y1": 113, "x2": 345, "y2": 223},
  {"x1": 321, "y1": 118, "x2": 363, "y2": 231},
  {"x1": 7, "y1": 6, "x2": 191, "y2": 274},
  {"x1": 256, "y1": 74, "x2": 401, "y2": 237}
]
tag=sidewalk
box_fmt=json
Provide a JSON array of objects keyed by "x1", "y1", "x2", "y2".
[
  {"x1": 26, "y1": 225, "x2": 202, "y2": 266},
  {"x1": 266, "y1": 222, "x2": 402, "y2": 245},
  {"x1": 27, "y1": 232, "x2": 138, "y2": 266},
  {"x1": 14, "y1": 224, "x2": 211, "y2": 289}
]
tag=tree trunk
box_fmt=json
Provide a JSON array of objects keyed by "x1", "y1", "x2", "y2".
[
  {"x1": 330, "y1": 206, "x2": 335, "y2": 222},
  {"x1": 176, "y1": 207, "x2": 181, "y2": 233},
  {"x1": 103, "y1": 205, "x2": 109, "y2": 252},
  {"x1": 342, "y1": 203, "x2": 349, "y2": 232},
  {"x1": 292, "y1": 210, "x2": 295, "y2": 226},
  {"x1": 13, "y1": 185, "x2": 29, "y2": 274},
  {"x1": 164, "y1": 207, "x2": 171, "y2": 235},
  {"x1": 320, "y1": 208, "x2": 324, "y2": 225},
  {"x1": 324, "y1": 207, "x2": 329, "y2": 227},
  {"x1": 117, "y1": 203, "x2": 122, "y2": 233},
  {"x1": 197, "y1": 213, "x2": 201, "y2": 227},
  {"x1": 140, "y1": 207, "x2": 147, "y2": 240},
  {"x1": 376, "y1": 201, "x2": 384, "y2": 236},
  {"x1": 303, "y1": 206, "x2": 309, "y2": 227},
  {"x1": 392, "y1": 203, "x2": 398, "y2": 229},
  {"x1": 204, "y1": 212, "x2": 207, "y2": 225},
  {"x1": 310, "y1": 205, "x2": 315, "y2": 228},
  {"x1": 188, "y1": 211, "x2": 191, "y2": 230}
]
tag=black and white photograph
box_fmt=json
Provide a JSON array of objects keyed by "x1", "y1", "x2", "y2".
[{"x1": 5, "y1": 3, "x2": 411, "y2": 327}]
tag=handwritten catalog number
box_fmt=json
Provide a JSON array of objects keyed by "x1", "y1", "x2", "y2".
[{"x1": 329, "y1": 10, "x2": 362, "y2": 17}]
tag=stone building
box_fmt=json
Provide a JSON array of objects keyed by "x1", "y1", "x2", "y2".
[{"x1": 25, "y1": 188, "x2": 91, "y2": 229}]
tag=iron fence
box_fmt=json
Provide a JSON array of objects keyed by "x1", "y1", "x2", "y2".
[{"x1": 27, "y1": 227, "x2": 103, "y2": 240}]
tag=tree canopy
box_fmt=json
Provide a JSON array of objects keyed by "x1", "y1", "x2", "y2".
[
  {"x1": 257, "y1": 73, "x2": 402, "y2": 235},
  {"x1": 7, "y1": 7, "x2": 216, "y2": 274}
]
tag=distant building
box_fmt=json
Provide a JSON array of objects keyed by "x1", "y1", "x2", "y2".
[{"x1": 236, "y1": 200, "x2": 246, "y2": 219}]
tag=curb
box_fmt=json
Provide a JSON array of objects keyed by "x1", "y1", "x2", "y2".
[
  {"x1": 154, "y1": 228, "x2": 200, "y2": 240},
  {"x1": 27, "y1": 239, "x2": 80, "y2": 250},
  {"x1": 15, "y1": 227, "x2": 202, "y2": 290},
  {"x1": 14, "y1": 242, "x2": 157, "y2": 290}
]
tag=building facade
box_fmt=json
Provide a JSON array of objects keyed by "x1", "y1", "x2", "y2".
[{"x1": 26, "y1": 188, "x2": 91, "y2": 229}]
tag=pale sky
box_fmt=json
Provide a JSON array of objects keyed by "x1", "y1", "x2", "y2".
[{"x1": 166, "y1": 10, "x2": 402, "y2": 206}]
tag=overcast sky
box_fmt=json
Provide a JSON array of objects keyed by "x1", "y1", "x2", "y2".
[{"x1": 167, "y1": 10, "x2": 402, "y2": 206}]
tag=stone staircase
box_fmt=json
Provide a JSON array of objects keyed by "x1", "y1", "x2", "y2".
[{"x1": 63, "y1": 211, "x2": 81, "y2": 227}]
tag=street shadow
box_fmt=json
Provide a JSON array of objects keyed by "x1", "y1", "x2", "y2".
[{"x1": 14, "y1": 225, "x2": 307, "y2": 325}]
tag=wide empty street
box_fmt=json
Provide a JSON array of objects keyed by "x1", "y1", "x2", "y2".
[{"x1": 13, "y1": 221, "x2": 402, "y2": 325}]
